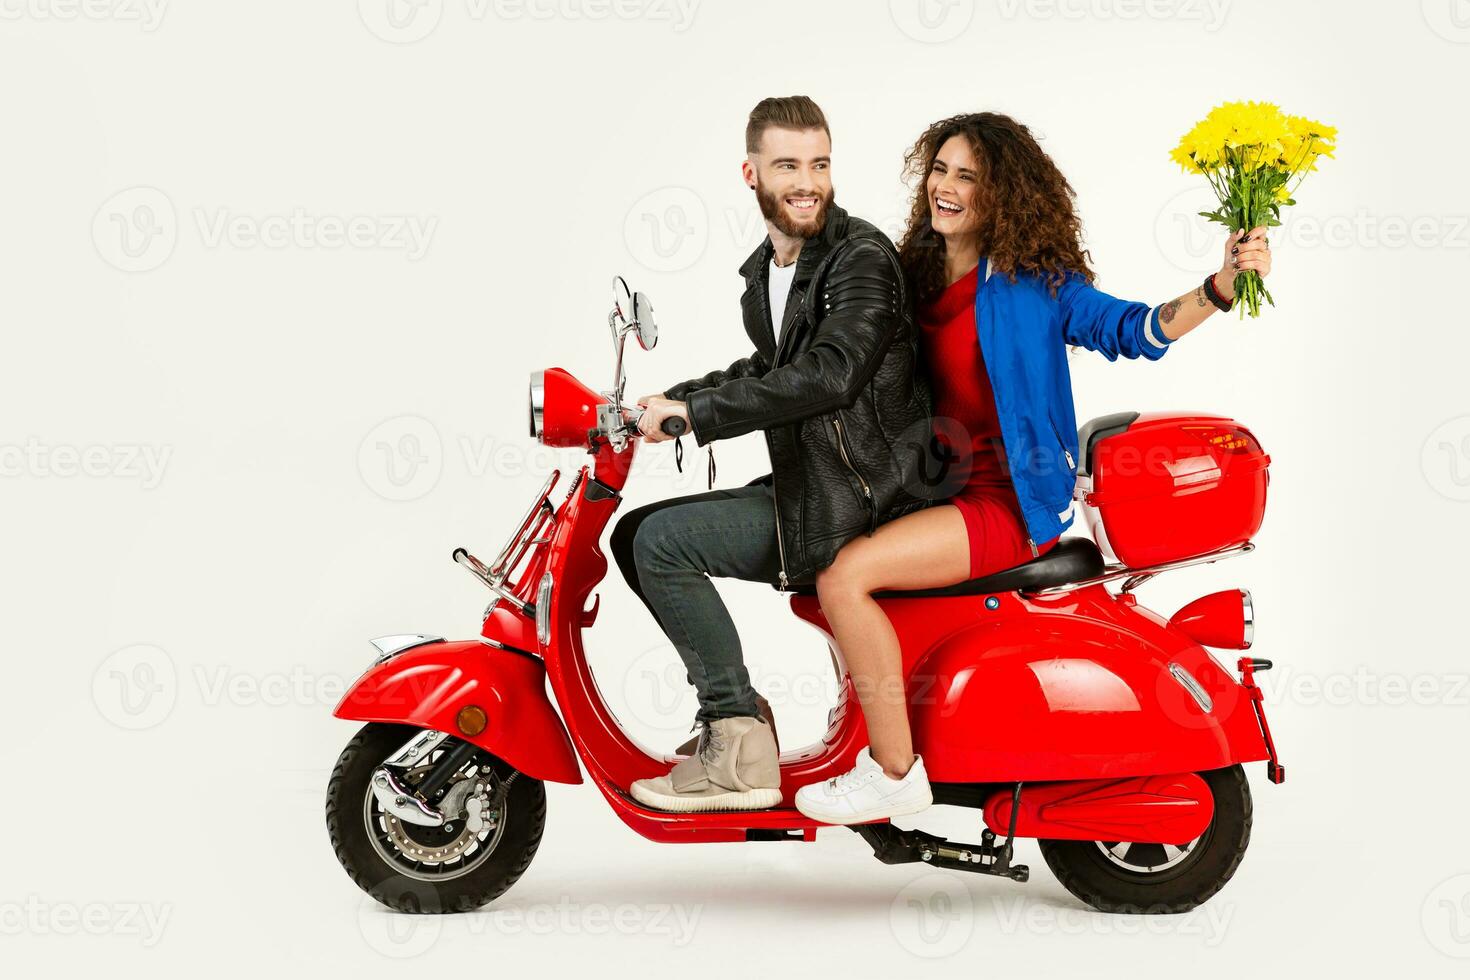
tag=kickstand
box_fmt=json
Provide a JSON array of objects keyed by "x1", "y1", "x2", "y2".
[
  {"x1": 979, "y1": 782, "x2": 1026, "y2": 881},
  {"x1": 854, "y1": 782, "x2": 1029, "y2": 883},
  {"x1": 1000, "y1": 782, "x2": 1022, "y2": 869}
]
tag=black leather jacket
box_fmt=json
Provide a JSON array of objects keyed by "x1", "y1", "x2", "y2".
[{"x1": 663, "y1": 205, "x2": 932, "y2": 588}]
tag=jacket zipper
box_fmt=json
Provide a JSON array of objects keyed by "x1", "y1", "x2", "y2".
[
  {"x1": 1050, "y1": 418, "x2": 1077, "y2": 470},
  {"x1": 767, "y1": 433, "x2": 790, "y2": 590},
  {"x1": 832, "y1": 414, "x2": 876, "y2": 534}
]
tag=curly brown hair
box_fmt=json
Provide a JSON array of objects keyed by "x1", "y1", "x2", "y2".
[{"x1": 897, "y1": 112, "x2": 1094, "y2": 305}]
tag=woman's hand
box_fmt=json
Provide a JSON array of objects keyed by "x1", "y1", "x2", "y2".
[
  {"x1": 1214, "y1": 225, "x2": 1273, "y2": 300},
  {"x1": 1158, "y1": 224, "x2": 1276, "y2": 341}
]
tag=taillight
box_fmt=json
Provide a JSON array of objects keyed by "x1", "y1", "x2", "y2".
[
  {"x1": 1182, "y1": 424, "x2": 1261, "y2": 456},
  {"x1": 1169, "y1": 589, "x2": 1253, "y2": 649}
]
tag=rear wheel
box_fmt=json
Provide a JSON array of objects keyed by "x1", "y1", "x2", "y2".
[
  {"x1": 325, "y1": 723, "x2": 546, "y2": 913},
  {"x1": 1038, "y1": 765, "x2": 1252, "y2": 913}
]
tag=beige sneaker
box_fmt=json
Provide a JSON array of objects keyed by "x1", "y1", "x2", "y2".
[
  {"x1": 631, "y1": 716, "x2": 782, "y2": 812},
  {"x1": 674, "y1": 694, "x2": 779, "y2": 757}
]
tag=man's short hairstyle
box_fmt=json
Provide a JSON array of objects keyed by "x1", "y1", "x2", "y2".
[{"x1": 745, "y1": 96, "x2": 831, "y2": 155}]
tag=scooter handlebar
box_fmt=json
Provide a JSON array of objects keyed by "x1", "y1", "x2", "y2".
[{"x1": 626, "y1": 408, "x2": 687, "y2": 439}]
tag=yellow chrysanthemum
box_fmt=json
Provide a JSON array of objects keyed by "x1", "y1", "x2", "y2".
[
  {"x1": 1171, "y1": 116, "x2": 1232, "y2": 173},
  {"x1": 1174, "y1": 102, "x2": 1334, "y2": 176},
  {"x1": 1170, "y1": 102, "x2": 1336, "y2": 318},
  {"x1": 1282, "y1": 114, "x2": 1337, "y2": 173},
  {"x1": 1207, "y1": 101, "x2": 1288, "y2": 151}
]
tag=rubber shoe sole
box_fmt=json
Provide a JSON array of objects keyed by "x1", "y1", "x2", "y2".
[
  {"x1": 630, "y1": 782, "x2": 783, "y2": 813},
  {"x1": 794, "y1": 788, "x2": 934, "y2": 825}
]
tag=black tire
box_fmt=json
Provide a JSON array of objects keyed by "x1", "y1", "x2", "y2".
[
  {"x1": 326, "y1": 723, "x2": 546, "y2": 914},
  {"x1": 1038, "y1": 765, "x2": 1252, "y2": 914}
]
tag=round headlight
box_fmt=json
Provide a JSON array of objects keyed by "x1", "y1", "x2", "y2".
[{"x1": 529, "y1": 371, "x2": 545, "y2": 439}]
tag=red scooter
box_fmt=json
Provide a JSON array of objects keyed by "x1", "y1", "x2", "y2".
[{"x1": 326, "y1": 278, "x2": 1286, "y2": 915}]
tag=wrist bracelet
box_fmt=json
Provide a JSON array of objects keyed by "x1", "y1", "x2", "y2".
[{"x1": 1202, "y1": 272, "x2": 1233, "y2": 312}]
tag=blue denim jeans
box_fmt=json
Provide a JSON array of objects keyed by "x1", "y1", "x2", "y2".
[{"x1": 610, "y1": 484, "x2": 782, "y2": 722}]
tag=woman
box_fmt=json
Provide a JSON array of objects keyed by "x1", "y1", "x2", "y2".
[{"x1": 792, "y1": 112, "x2": 1273, "y2": 824}]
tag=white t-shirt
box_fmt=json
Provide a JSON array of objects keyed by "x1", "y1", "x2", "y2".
[{"x1": 768, "y1": 257, "x2": 798, "y2": 342}]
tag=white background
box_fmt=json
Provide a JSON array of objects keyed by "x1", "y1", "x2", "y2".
[{"x1": 3, "y1": 0, "x2": 1469, "y2": 973}]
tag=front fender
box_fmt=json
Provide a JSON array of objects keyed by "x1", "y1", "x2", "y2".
[{"x1": 334, "y1": 639, "x2": 582, "y2": 784}]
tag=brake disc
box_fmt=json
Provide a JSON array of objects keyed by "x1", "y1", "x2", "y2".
[{"x1": 380, "y1": 775, "x2": 500, "y2": 865}]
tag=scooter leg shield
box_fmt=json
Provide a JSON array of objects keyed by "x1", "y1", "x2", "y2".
[{"x1": 334, "y1": 639, "x2": 582, "y2": 784}]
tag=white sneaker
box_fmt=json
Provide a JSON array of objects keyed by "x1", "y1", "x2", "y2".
[{"x1": 794, "y1": 748, "x2": 933, "y2": 825}]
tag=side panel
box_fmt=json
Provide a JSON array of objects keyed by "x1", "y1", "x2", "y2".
[
  {"x1": 334, "y1": 640, "x2": 582, "y2": 784},
  {"x1": 981, "y1": 773, "x2": 1215, "y2": 843},
  {"x1": 905, "y1": 589, "x2": 1268, "y2": 783}
]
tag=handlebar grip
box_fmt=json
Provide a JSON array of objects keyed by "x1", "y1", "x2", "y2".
[{"x1": 661, "y1": 416, "x2": 688, "y2": 437}]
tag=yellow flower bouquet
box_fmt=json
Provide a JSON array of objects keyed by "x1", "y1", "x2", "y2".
[{"x1": 1172, "y1": 101, "x2": 1336, "y2": 318}]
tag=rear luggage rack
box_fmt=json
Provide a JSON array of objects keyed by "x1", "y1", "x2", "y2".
[{"x1": 1027, "y1": 541, "x2": 1254, "y2": 596}]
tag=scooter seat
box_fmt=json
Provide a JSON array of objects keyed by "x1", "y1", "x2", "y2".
[{"x1": 796, "y1": 536, "x2": 1105, "y2": 599}]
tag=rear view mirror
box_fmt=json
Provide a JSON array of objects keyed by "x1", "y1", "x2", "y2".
[{"x1": 631, "y1": 292, "x2": 657, "y2": 350}]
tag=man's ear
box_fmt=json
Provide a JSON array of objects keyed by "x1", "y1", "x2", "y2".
[{"x1": 740, "y1": 158, "x2": 757, "y2": 190}]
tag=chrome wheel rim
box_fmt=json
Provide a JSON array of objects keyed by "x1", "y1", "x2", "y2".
[
  {"x1": 1094, "y1": 837, "x2": 1201, "y2": 874},
  {"x1": 362, "y1": 753, "x2": 508, "y2": 883}
]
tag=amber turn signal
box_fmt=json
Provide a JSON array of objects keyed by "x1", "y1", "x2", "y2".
[{"x1": 456, "y1": 705, "x2": 488, "y2": 737}]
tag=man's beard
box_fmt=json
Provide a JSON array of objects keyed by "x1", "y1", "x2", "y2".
[{"x1": 755, "y1": 180, "x2": 833, "y2": 240}]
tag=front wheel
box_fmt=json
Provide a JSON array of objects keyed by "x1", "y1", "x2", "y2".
[
  {"x1": 1038, "y1": 765, "x2": 1252, "y2": 914},
  {"x1": 325, "y1": 723, "x2": 546, "y2": 913}
]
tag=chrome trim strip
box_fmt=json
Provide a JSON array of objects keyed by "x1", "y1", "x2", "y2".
[
  {"x1": 370, "y1": 634, "x2": 445, "y2": 665},
  {"x1": 1241, "y1": 589, "x2": 1254, "y2": 649},
  {"x1": 535, "y1": 571, "x2": 554, "y2": 646},
  {"x1": 1169, "y1": 662, "x2": 1214, "y2": 713},
  {"x1": 529, "y1": 370, "x2": 546, "y2": 439}
]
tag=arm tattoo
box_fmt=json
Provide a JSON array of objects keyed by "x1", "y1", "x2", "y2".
[
  {"x1": 1160, "y1": 297, "x2": 1182, "y2": 325},
  {"x1": 1194, "y1": 286, "x2": 1207, "y2": 307}
]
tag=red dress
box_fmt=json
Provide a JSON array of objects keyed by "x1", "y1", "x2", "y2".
[{"x1": 919, "y1": 264, "x2": 1058, "y2": 578}]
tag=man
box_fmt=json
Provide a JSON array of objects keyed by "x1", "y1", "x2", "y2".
[{"x1": 610, "y1": 96, "x2": 931, "y2": 812}]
